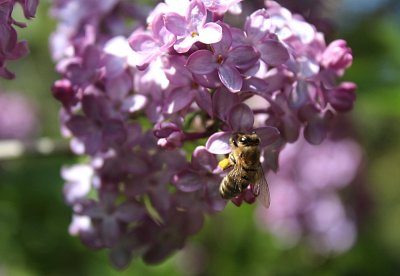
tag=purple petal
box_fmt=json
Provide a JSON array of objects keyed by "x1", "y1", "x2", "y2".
[
  {"x1": 103, "y1": 54, "x2": 125, "y2": 79},
  {"x1": 102, "y1": 216, "x2": 120, "y2": 247},
  {"x1": 82, "y1": 45, "x2": 101, "y2": 70},
  {"x1": 212, "y1": 87, "x2": 240, "y2": 121},
  {"x1": 327, "y1": 82, "x2": 357, "y2": 112},
  {"x1": 23, "y1": 0, "x2": 39, "y2": 18},
  {"x1": 187, "y1": 0, "x2": 207, "y2": 26},
  {"x1": 173, "y1": 170, "x2": 203, "y2": 192},
  {"x1": 193, "y1": 71, "x2": 220, "y2": 88},
  {"x1": 218, "y1": 64, "x2": 242, "y2": 92},
  {"x1": 198, "y1": 22, "x2": 223, "y2": 44},
  {"x1": 258, "y1": 39, "x2": 290, "y2": 66},
  {"x1": 242, "y1": 77, "x2": 269, "y2": 94},
  {"x1": 205, "y1": 131, "x2": 232, "y2": 154},
  {"x1": 304, "y1": 120, "x2": 327, "y2": 145},
  {"x1": 121, "y1": 95, "x2": 147, "y2": 113},
  {"x1": 164, "y1": 13, "x2": 187, "y2": 36},
  {"x1": 186, "y1": 50, "x2": 217, "y2": 74},
  {"x1": 115, "y1": 201, "x2": 145, "y2": 222},
  {"x1": 102, "y1": 119, "x2": 127, "y2": 147},
  {"x1": 228, "y1": 103, "x2": 254, "y2": 131},
  {"x1": 262, "y1": 71, "x2": 288, "y2": 94},
  {"x1": 227, "y1": 45, "x2": 260, "y2": 70},
  {"x1": 254, "y1": 126, "x2": 280, "y2": 147},
  {"x1": 194, "y1": 87, "x2": 212, "y2": 117},
  {"x1": 129, "y1": 32, "x2": 157, "y2": 52},
  {"x1": 230, "y1": 27, "x2": 247, "y2": 47},
  {"x1": 245, "y1": 9, "x2": 271, "y2": 42},
  {"x1": 163, "y1": 88, "x2": 195, "y2": 114},
  {"x1": 110, "y1": 245, "x2": 132, "y2": 270},
  {"x1": 288, "y1": 80, "x2": 309, "y2": 109},
  {"x1": 66, "y1": 115, "x2": 95, "y2": 137},
  {"x1": 148, "y1": 185, "x2": 171, "y2": 215},
  {"x1": 212, "y1": 23, "x2": 232, "y2": 54},
  {"x1": 105, "y1": 73, "x2": 132, "y2": 101},
  {"x1": 191, "y1": 146, "x2": 218, "y2": 172}
]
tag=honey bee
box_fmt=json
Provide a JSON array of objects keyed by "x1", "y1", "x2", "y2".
[{"x1": 219, "y1": 132, "x2": 270, "y2": 208}]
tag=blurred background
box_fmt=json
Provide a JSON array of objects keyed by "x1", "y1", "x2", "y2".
[{"x1": 1, "y1": 0, "x2": 400, "y2": 275}]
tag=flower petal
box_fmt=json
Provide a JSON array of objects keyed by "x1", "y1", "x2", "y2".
[
  {"x1": 211, "y1": 23, "x2": 232, "y2": 54},
  {"x1": 254, "y1": 126, "x2": 280, "y2": 147},
  {"x1": 258, "y1": 39, "x2": 289, "y2": 66},
  {"x1": 191, "y1": 146, "x2": 218, "y2": 172},
  {"x1": 194, "y1": 87, "x2": 213, "y2": 117},
  {"x1": 218, "y1": 64, "x2": 242, "y2": 92},
  {"x1": 212, "y1": 87, "x2": 240, "y2": 121},
  {"x1": 164, "y1": 12, "x2": 187, "y2": 36},
  {"x1": 186, "y1": 50, "x2": 217, "y2": 74},
  {"x1": 228, "y1": 103, "x2": 254, "y2": 131},
  {"x1": 205, "y1": 131, "x2": 232, "y2": 154},
  {"x1": 121, "y1": 95, "x2": 147, "y2": 113},
  {"x1": 227, "y1": 45, "x2": 260, "y2": 70},
  {"x1": 198, "y1": 22, "x2": 223, "y2": 44},
  {"x1": 163, "y1": 87, "x2": 195, "y2": 114},
  {"x1": 173, "y1": 170, "x2": 203, "y2": 192},
  {"x1": 174, "y1": 35, "x2": 198, "y2": 53}
]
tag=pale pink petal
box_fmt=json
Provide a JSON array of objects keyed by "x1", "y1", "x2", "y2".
[
  {"x1": 205, "y1": 131, "x2": 232, "y2": 154},
  {"x1": 198, "y1": 22, "x2": 222, "y2": 44}
]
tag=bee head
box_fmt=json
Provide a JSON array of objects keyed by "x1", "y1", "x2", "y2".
[{"x1": 234, "y1": 132, "x2": 260, "y2": 147}]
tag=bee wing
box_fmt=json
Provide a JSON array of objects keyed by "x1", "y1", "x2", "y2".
[{"x1": 253, "y1": 165, "x2": 270, "y2": 208}]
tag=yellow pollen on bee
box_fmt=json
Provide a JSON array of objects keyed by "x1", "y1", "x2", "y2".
[{"x1": 218, "y1": 158, "x2": 231, "y2": 170}]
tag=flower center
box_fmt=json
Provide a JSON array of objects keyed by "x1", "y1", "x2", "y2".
[
  {"x1": 216, "y1": 54, "x2": 224, "y2": 64},
  {"x1": 190, "y1": 31, "x2": 199, "y2": 38},
  {"x1": 191, "y1": 81, "x2": 199, "y2": 89}
]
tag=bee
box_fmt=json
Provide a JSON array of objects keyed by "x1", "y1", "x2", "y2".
[{"x1": 219, "y1": 132, "x2": 270, "y2": 208}]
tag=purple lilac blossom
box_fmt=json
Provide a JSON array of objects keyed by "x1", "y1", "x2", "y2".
[
  {"x1": 255, "y1": 135, "x2": 362, "y2": 254},
  {"x1": 0, "y1": 0, "x2": 38, "y2": 79},
  {"x1": 50, "y1": 0, "x2": 357, "y2": 268}
]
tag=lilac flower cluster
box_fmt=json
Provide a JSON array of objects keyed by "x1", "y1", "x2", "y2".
[
  {"x1": 51, "y1": 0, "x2": 356, "y2": 268},
  {"x1": 256, "y1": 134, "x2": 362, "y2": 254},
  {"x1": 0, "y1": 0, "x2": 38, "y2": 79}
]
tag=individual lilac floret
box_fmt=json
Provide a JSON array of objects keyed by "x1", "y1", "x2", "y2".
[
  {"x1": 164, "y1": 0, "x2": 222, "y2": 53},
  {"x1": 0, "y1": 0, "x2": 38, "y2": 79},
  {"x1": 65, "y1": 94, "x2": 126, "y2": 155},
  {"x1": 233, "y1": 9, "x2": 289, "y2": 66},
  {"x1": 321, "y1": 39, "x2": 353, "y2": 76},
  {"x1": 201, "y1": 0, "x2": 242, "y2": 15},
  {"x1": 173, "y1": 146, "x2": 226, "y2": 213},
  {"x1": 153, "y1": 121, "x2": 185, "y2": 149},
  {"x1": 186, "y1": 23, "x2": 259, "y2": 92},
  {"x1": 129, "y1": 13, "x2": 175, "y2": 68}
]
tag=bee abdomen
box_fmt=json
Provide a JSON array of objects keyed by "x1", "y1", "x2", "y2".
[{"x1": 219, "y1": 175, "x2": 248, "y2": 200}]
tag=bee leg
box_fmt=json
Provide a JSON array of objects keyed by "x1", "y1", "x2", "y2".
[{"x1": 229, "y1": 153, "x2": 236, "y2": 164}]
